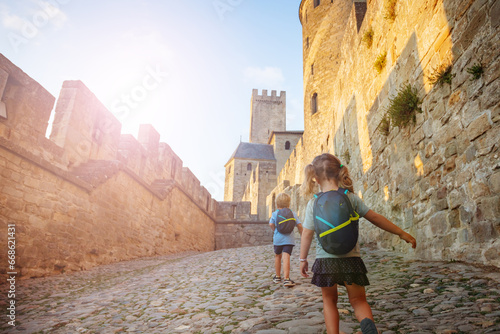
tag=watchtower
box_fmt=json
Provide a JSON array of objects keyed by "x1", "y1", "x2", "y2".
[{"x1": 249, "y1": 89, "x2": 286, "y2": 144}]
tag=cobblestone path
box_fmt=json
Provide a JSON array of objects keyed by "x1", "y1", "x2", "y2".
[{"x1": 1, "y1": 245, "x2": 500, "y2": 334}]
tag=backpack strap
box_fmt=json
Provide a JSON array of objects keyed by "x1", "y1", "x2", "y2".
[
  {"x1": 318, "y1": 212, "x2": 360, "y2": 237},
  {"x1": 336, "y1": 188, "x2": 357, "y2": 217},
  {"x1": 278, "y1": 217, "x2": 296, "y2": 225}
]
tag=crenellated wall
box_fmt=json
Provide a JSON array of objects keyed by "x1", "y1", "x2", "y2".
[
  {"x1": 0, "y1": 54, "x2": 217, "y2": 278},
  {"x1": 272, "y1": 0, "x2": 499, "y2": 267}
]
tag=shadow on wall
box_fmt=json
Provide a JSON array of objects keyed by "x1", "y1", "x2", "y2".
[{"x1": 331, "y1": 0, "x2": 499, "y2": 265}]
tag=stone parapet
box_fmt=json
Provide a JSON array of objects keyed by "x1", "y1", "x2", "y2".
[{"x1": 0, "y1": 55, "x2": 217, "y2": 278}]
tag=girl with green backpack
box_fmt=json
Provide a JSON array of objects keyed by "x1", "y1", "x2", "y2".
[{"x1": 299, "y1": 153, "x2": 416, "y2": 334}]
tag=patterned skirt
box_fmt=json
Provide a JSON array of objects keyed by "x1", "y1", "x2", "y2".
[{"x1": 311, "y1": 257, "x2": 370, "y2": 287}]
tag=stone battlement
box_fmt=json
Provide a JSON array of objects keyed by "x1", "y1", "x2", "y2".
[
  {"x1": 251, "y1": 88, "x2": 286, "y2": 100},
  {"x1": 0, "y1": 54, "x2": 219, "y2": 278}
]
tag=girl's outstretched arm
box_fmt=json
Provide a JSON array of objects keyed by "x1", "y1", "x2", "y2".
[
  {"x1": 299, "y1": 228, "x2": 314, "y2": 277},
  {"x1": 364, "y1": 210, "x2": 417, "y2": 248}
]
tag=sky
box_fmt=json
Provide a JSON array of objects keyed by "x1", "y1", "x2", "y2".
[{"x1": 0, "y1": 0, "x2": 304, "y2": 200}]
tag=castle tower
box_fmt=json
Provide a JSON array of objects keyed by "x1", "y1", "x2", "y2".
[
  {"x1": 249, "y1": 89, "x2": 286, "y2": 144},
  {"x1": 299, "y1": 0, "x2": 355, "y2": 155}
]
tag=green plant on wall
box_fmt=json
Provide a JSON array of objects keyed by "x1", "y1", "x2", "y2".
[
  {"x1": 467, "y1": 63, "x2": 484, "y2": 80},
  {"x1": 386, "y1": 83, "x2": 422, "y2": 128},
  {"x1": 378, "y1": 115, "x2": 390, "y2": 136},
  {"x1": 362, "y1": 27, "x2": 374, "y2": 48},
  {"x1": 374, "y1": 51, "x2": 387, "y2": 73},
  {"x1": 429, "y1": 65, "x2": 455, "y2": 86},
  {"x1": 384, "y1": 0, "x2": 397, "y2": 22}
]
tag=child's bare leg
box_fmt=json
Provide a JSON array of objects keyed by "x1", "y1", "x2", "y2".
[
  {"x1": 282, "y1": 252, "x2": 291, "y2": 278},
  {"x1": 274, "y1": 253, "x2": 282, "y2": 277},
  {"x1": 344, "y1": 283, "x2": 373, "y2": 322},
  {"x1": 321, "y1": 286, "x2": 340, "y2": 334}
]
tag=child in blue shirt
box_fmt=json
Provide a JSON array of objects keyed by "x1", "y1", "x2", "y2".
[{"x1": 269, "y1": 192, "x2": 303, "y2": 287}]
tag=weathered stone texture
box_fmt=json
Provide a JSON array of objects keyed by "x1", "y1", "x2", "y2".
[
  {"x1": 269, "y1": 131, "x2": 304, "y2": 175},
  {"x1": 215, "y1": 223, "x2": 272, "y2": 250},
  {"x1": 214, "y1": 202, "x2": 273, "y2": 250},
  {"x1": 0, "y1": 55, "x2": 217, "y2": 278},
  {"x1": 272, "y1": 0, "x2": 499, "y2": 267}
]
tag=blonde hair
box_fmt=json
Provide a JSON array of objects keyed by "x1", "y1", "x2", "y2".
[
  {"x1": 301, "y1": 153, "x2": 354, "y2": 197},
  {"x1": 275, "y1": 192, "x2": 291, "y2": 209}
]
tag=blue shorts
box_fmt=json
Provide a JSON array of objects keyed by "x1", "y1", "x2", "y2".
[{"x1": 274, "y1": 245, "x2": 294, "y2": 255}]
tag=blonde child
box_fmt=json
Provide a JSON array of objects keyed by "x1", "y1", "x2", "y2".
[
  {"x1": 269, "y1": 193, "x2": 303, "y2": 287},
  {"x1": 299, "y1": 153, "x2": 416, "y2": 334}
]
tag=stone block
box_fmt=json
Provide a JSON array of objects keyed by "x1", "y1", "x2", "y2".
[
  {"x1": 447, "y1": 89, "x2": 467, "y2": 114},
  {"x1": 425, "y1": 142, "x2": 436, "y2": 158},
  {"x1": 458, "y1": 206, "x2": 473, "y2": 226},
  {"x1": 434, "y1": 199, "x2": 449, "y2": 211},
  {"x1": 492, "y1": 104, "x2": 500, "y2": 123},
  {"x1": 458, "y1": 10, "x2": 487, "y2": 50},
  {"x1": 468, "y1": 180, "x2": 491, "y2": 200},
  {"x1": 429, "y1": 211, "x2": 449, "y2": 236},
  {"x1": 467, "y1": 113, "x2": 492, "y2": 141},
  {"x1": 437, "y1": 186, "x2": 448, "y2": 199},
  {"x1": 489, "y1": 171, "x2": 500, "y2": 194},
  {"x1": 429, "y1": 170, "x2": 442, "y2": 187},
  {"x1": 448, "y1": 187, "x2": 467, "y2": 209},
  {"x1": 484, "y1": 245, "x2": 499, "y2": 262},
  {"x1": 465, "y1": 144, "x2": 477, "y2": 162},
  {"x1": 443, "y1": 156, "x2": 456, "y2": 175},
  {"x1": 447, "y1": 209, "x2": 461, "y2": 228},
  {"x1": 455, "y1": 132, "x2": 470, "y2": 156},
  {"x1": 474, "y1": 123, "x2": 499, "y2": 156},
  {"x1": 444, "y1": 142, "x2": 457, "y2": 158},
  {"x1": 471, "y1": 221, "x2": 496, "y2": 243},
  {"x1": 458, "y1": 228, "x2": 469, "y2": 243},
  {"x1": 478, "y1": 196, "x2": 500, "y2": 223}
]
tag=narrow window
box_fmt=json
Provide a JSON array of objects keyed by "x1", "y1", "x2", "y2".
[
  {"x1": 311, "y1": 64, "x2": 314, "y2": 75},
  {"x1": 306, "y1": 37, "x2": 309, "y2": 49},
  {"x1": 314, "y1": 0, "x2": 320, "y2": 8},
  {"x1": 247, "y1": 163, "x2": 252, "y2": 171},
  {"x1": 228, "y1": 166, "x2": 231, "y2": 174},
  {"x1": 311, "y1": 93, "x2": 318, "y2": 114},
  {"x1": 285, "y1": 141, "x2": 291, "y2": 150}
]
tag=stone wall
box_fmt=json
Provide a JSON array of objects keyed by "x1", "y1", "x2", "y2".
[
  {"x1": 215, "y1": 222, "x2": 272, "y2": 250},
  {"x1": 224, "y1": 158, "x2": 275, "y2": 202},
  {"x1": 242, "y1": 162, "x2": 278, "y2": 219},
  {"x1": 272, "y1": 0, "x2": 500, "y2": 267},
  {"x1": 269, "y1": 132, "x2": 304, "y2": 175},
  {"x1": 0, "y1": 54, "x2": 217, "y2": 278},
  {"x1": 214, "y1": 201, "x2": 272, "y2": 250}
]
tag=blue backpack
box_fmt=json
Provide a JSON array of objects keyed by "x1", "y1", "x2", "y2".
[
  {"x1": 313, "y1": 188, "x2": 359, "y2": 255},
  {"x1": 276, "y1": 208, "x2": 296, "y2": 235}
]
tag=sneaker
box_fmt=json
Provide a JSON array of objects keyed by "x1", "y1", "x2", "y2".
[
  {"x1": 283, "y1": 278, "x2": 296, "y2": 287},
  {"x1": 272, "y1": 275, "x2": 282, "y2": 283}
]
